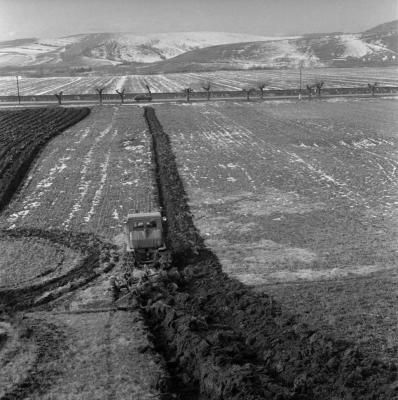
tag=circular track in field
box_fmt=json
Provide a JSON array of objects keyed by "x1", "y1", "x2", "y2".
[
  {"x1": 0, "y1": 228, "x2": 117, "y2": 310},
  {"x1": 0, "y1": 236, "x2": 82, "y2": 290}
]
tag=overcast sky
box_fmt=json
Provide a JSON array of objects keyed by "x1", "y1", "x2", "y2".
[{"x1": 0, "y1": 0, "x2": 397, "y2": 40}]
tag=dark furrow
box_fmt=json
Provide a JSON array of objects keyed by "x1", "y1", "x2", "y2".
[{"x1": 0, "y1": 107, "x2": 90, "y2": 212}]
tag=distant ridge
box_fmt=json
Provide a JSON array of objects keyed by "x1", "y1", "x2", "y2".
[
  {"x1": 0, "y1": 21, "x2": 396, "y2": 74},
  {"x1": 363, "y1": 20, "x2": 398, "y2": 35},
  {"x1": 0, "y1": 31, "x2": 292, "y2": 68}
]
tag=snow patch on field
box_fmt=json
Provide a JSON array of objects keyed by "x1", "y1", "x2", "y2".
[
  {"x1": 203, "y1": 188, "x2": 326, "y2": 217},
  {"x1": 84, "y1": 152, "x2": 111, "y2": 223},
  {"x1": 352, "y1": 138, "x2": 378, "y2": 148},
  {"x1": 75, "y1": 127, "x2": 91, "y2": 144},
  {"x1": 63, "y1": 125, "x2": 113, "y2": 228},
  {"x1": 84, "y1": 129, "x2": 117, "y2": 224},
  {"x1": 124, "y1": 144, "x2": 145, "y2": 151},
  {"x1": 287, "y1": 151, "x2": 343, "y2": 186},
  {"x1": 234, "y1": 196, "x2": 325, "y2": 216},
  {"x1": 63, "y1": 150, "x2": 92, "y2": 227},
  {"x1": 237, "y1": 264, "x2": 397, "y2": 285},
  {"x1": 7, "y1": 210, "x2": 30, "y2": 226},
  {"x1": 7, "y1": 156, "x2": 71, "y2": 226},
  {"x1": 214, "y1": 239, "x2": 319, "y2": 283},
  {"x1": 188, "y1": 189, "x2": 254, "y2": 207},
  {"x1": 36, "y1": 156, "x2": 70, "y2": 189},
  {"x1": 112, "y1": 209, "x2": 119, "y2": 220}
]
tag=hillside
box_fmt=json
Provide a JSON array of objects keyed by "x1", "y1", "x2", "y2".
[
  {"x1": 0, "y1": 21, "x2": 396, "y2": 74},
  {"x1": 141, "y1": 23, "x2": 398, "y2": 73},
  {"x1": 363, "y1": 20, "x2": 398, "y2": 35},
  {"x1": 0, "y1": 31, "x2": 286, "y2": 70}
]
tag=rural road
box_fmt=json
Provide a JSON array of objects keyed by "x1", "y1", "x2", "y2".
[{"x1": 0, "y1": 92, "x2": 397, "y2": 108}]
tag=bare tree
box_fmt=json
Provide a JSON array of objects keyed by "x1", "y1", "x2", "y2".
[
  {"x1": 307, "y1": 81, "x2": 325, "y2": 99},
  {"x1": 202, "y1": 81, "x2": 211, "y2": 101},
  {"x1": 368, "y1": 82, "x2": 379, "y2": 97},
  {"x1": 54, "y1": 91, "x2": 63, "y2": 105},
  {"x1": 257, "y1": 82, "x2": 268, "y2": 99},
  {"x1": 306, "y1": 81, "x2": 324, "y2": 99},
  {"x1": 184, "y1": 87, "x2": 193, "y2": 102},
  {"x1": 306, "y1": 84, "x2": 314, "y2": 99},
  {"x1": 95, "y1": 87, "x2": 105, "y2": 104},
  {"x1": 243, "y1": 87, "x2": 256, "y2": 101},
  {"x1": 116, "y1": 88, "x2": 126, "y2": 104},
  {"x1": 315, "y1": 81, "x2": 324, "y2": 98}
]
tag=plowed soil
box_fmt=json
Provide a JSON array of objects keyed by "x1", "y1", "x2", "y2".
[
  {"x1": 0, "y1": 107, "x2": 90, "y2": 212},
  {"x1": 138, "y1": 105, "x2": 398, "y2": 399}
]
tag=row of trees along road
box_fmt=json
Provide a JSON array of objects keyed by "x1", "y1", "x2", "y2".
[{"x1": 50, "y1": 80, "x2": 383, "y2": 104}]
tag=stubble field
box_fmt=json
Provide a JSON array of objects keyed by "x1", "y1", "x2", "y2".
[
  {"x1": 0, "y1": 106, "x2": 157, "y2": 239},
  {"x1": 153, "y1": 97, "x2": 398, "y2": 363}
]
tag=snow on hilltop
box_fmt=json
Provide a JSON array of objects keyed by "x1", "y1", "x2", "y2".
[
  {"x1": 87, "y1": 31, "x2": 295, "y2": 63},
  {"x1": 0, "y1": 22, "x2": 396, "y2": 70},
  {"x1": 0, "y1": 31, "x2": 293, "y2": 66},
  {"x1": 339, "y1": 34, "x2": 390, "y2": 58}
]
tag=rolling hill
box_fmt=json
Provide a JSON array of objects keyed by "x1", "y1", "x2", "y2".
[
  {"x1": 0, "y1": 32, "x2": 289, "y2": 69},
  {"x1": 0, "y1": 20, "x2": 396, "y2": 74},
  {"x1": 141, "y1": 22, "x2": 398, "y2": 73}
]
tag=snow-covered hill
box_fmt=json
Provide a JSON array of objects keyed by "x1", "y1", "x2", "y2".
[
  {"x1": 0, "y1": 21, "x2": 396, "y2": 73},
  {"x1": 0, "y1": 31, "x2": 290, "y2": 68},
  {"x1": 140, "y1": 30, "x2": 397, "y2": 73},
  {"x1": 89, "y1": 32, "x2": 294, "y2": 63}
]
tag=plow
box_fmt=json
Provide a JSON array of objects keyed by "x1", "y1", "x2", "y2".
[{"x1": 111, "y1": 210, "x2": 171, "y2": 306}]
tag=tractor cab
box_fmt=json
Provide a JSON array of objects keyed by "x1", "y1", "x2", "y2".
[
  {"x1": 113, "y1": 211, "x2": 169, "y2": 306},
  {"x1": 125, "y1": 211, "x2": 164, "y2": 254}
]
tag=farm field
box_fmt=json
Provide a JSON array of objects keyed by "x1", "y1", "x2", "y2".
[
  {"x1": 0, "y1": 107, "x2": 91, "y2": 291},
  {"x1": 0, "y1": 106, "x2": 164, "y2": 399},
  {"x1": 1, "y1": 281, "x2": 163, "y2": 400},
  {"x1": 0, "y1": 66, "x2": 397, "y2": 95},
  {"x1": 0, "y1": 107, "x2": 90, "y2": 210},
  {"x1": 153, "y1": 98, "x2": 398, "y2": 362},
  {"x1": 0, "y1": 105, "x2": 157, "y2": 239},
  {"x1": 1, "y1": 98, "x2": 397, "y2": 398}
]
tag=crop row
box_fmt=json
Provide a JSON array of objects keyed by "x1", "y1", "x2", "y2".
[
  {"x1": 0, "y1": 67, "x2": 397, "y2": 95},
  {"x1": 0, "y1": 107, "x2": 90, "y2": 212}
]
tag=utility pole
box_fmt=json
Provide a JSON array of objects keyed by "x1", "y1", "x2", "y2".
[
  {"x1": 16, "y1": 75, "x2": 21, "y2": 104},
  {"x1": 299, "y1": 62, "x2": 303, "y2": 100}
]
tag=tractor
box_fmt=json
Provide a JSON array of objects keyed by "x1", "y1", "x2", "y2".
[
  {"x1": 124, "y1": 211, "x2": 169, "y2": 267},
  {"x1": 111, "y1": 210, "x2": 170, "y2": 305}
]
